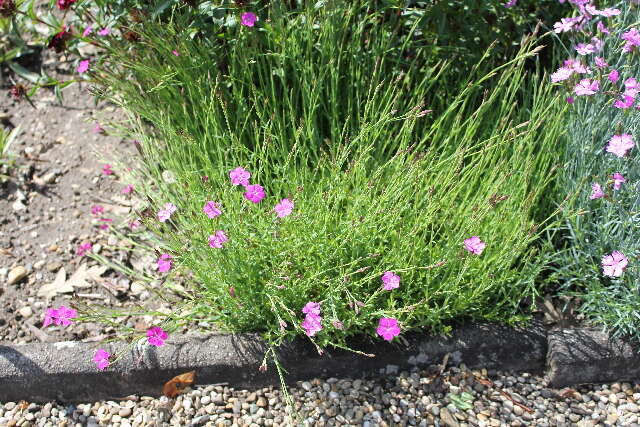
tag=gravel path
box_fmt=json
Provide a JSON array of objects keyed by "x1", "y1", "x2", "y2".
[{"x1": 1, "y1": 364, "x2": 639, "y2": 426}]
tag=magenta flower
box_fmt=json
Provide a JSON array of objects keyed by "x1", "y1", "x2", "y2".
[
  {"x1": 301, "y1": 314, "x2": 323, "y2": 337},
  {"x1": 97, "y1": 28, "x2": 111, "y2": 36},
  {"x1": 594, "y1": 57, "x2": 608, "y2": 68},
  {"x1": 93, "y1": 349, "x2": 110, "y2": 371},
  {"x1": 566, "y1": 96, "x2": 575, "y2": 104},
  {"x1": 77, "y1": 59, "x2": 90, "y2": 74},
  {"x1": 203, "y1": 201, "x2": 222, "y2": 218},
  {"x1": 274, "y1": 198, "x2": 294, "y2": 218},
  {"x1": 76, "y1": 242, "x2": 92, "y2": 256},
  {"x1": 158, "y1": 202, "x2": 177, "y2": 222},
  {"x1": 244, "y1": 184, "x2": 266, "y2": 203},
  {"x1": 551, "y1": 67, "x2": 573, "y2": 83},
  {"x1": 129, "y1": 219, "x2": 141, "y2": 230},
  {"x1": 575, "y1": 43, "x2": 595, "y2": 56},
  {"x1": 376, "y1": 317, "x2": 400, "y2": 341},
  {"x1": 157, "y1": 253, "x2": 173, "y2": 273},
  {"x1": 229, "y1": 167, "x2": 251, "y2": 186},
  {"x1": 463, "y1": 236, "x2": 486, "y2": 255},
  {"x1": 608, "y1": 69, "x2": 620, "y2": 83},
  {"x1": 121, "y1": 184, "x2": 134, "y2": 194},
  {"x1": 240, "y1": 12, "x2": 258, "y2": 27},
  {"x1": 614, "y1": 95, "x2": 634, "y2": 109},
  {"x1": 147, "y1": 326, "x2": 168, "y2": 347},
  {"x1": 574, "y1": 79, "x2": 599, "y2": 96},
  {"x1": 302, "y1": 302, "x2": 321, "y2": 316},
  {"x1": 82, "y1": 25, "x2": 93, "y2": 37},
  {"x1": 172, "y1": 50, "x2": 180, "y2": 56},
  {"x1": 606, "y1": 134, "x2": 635, "y2": 158},
  {"x1": 98, "y1": 218, "x2": 112, "y2": 230},
  {"x1": 602, "y1": 251, "x2": 628, "y2": 277},
  {"x1": 56, "y1": 0, "x2": 76, "y2": 10},
  {"x1": 381, "y1": 271, "x2": 400, "y2": 291},
  {"x1": 102, "y1": 164, "x2": 114, "y2": 175},
  {"x1": 208, "y1": 230, "x2": 228, "y2": 248},
  {"x1": 589, "y1": 183, "x2": 604, "y2": 200},
  {"x1": 91, "y1": 205, "x2": 104, "y2": 216},
  {"x1": 42, "y1": 305, "x2": 77, "y2": 327},
  {"x1": 612, "y1": 173, "x2": 626, "y2": 190}
]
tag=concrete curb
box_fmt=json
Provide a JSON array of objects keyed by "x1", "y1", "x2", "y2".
[
  {"x1": 546, "y1": 328, "x2": 640, "y2": 388},
  {"x1": 0, "y1": 322, "x2": 547, "y2": 403}
]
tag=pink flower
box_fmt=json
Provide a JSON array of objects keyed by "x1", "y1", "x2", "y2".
[
  {"x1": 121, "y1": 184, "x2": 134, "y2": 194},
  {"x1": 376, "y1": 317, "x2": 400, "y2": 341},
  {"x1": 504, "y1": 0, "x2": 516, "y2": 7},
  {"x1": 229, "y1": 167, "x2": 251, "y2": 186},
  {"x1": 158, "y1": 202, "x2": 177, "y2": 222},
  {"x1": 574, "y1": 79, "x2": 599, "y2": 96},
  {"x1": 129, "y1": 219, "x2": 141, "y2": 230},
  {"x1": 622, "y1": 28, "x2": 640, "y2": 53},
  {"x1": 612, "y1": 173, "x2": 626, "y2": 190},
  {"x1": 77, "y1": 59, "x2": 90, "y2": 74},
  {"x1": 208, "y1": 230, "x2": 228, "y2": 248},
  {"x1": 589, "y1": 183, "x2": 604, "y2": 200},
  {"x1": 76, "y1": 242, "x2": 92, "y2": 256},
  {"x1": 301, "y1": 314, "x2": 323, "y2": 337},
  {"x1": 42, "y1": 305, "x2": 77, "y2": 327},
  {"x1": 594, "y1": 57, "x2": 608, "y2": 68},
  {"x1": 240, "y1": 12, "x2": 258, "y2": 27},
  {"x1": 463, "y1": 236, "x2": 486, "y2": 255},
  {"x1": 102, "y1": 164, "x2": 114, "y2": 175},
  {"x1": 575, "y1": 43, "x2": 595, "y2": 56},
  {"x1": 602, "y1": 251, "x2": 628, "y2": 277},
  {"x1": 600, "y1": 7, "x2": 621, "y2": 17},
  {"x1": 614, "y1": 95, "x2": 634, "y2": 109},
  {"x1": 244, "y1": 184, "x2": 266, "y2": 203},
  {"x1": 91, "y1": 205, "x2": 104, "y2": 216},
  {"x1": 566, "y1": 96, "x2": 575, "y2": 104},
  {"x1": 608, "y1": 69, "x2": 620, "y2": 83},
  {"x1": 381, "y1": 271, "x2": 400, "y2": 291},
  {"x1": 82, "y1": 25, "x2": 93, "y2": 37},
  {"x1": 203, "y1": 201, "x2": 222, "y2": 218},
  {"x1": 97, "y1": 28, "x2": 111, "y2": 36},
  {"x1": 56, "y1": 0, "x2": 76, "y2": 10},
  {"x1": 564, "y1": 59, "x2": 589, "y2": 74},
  {"x1": 98, "y1": 218, "x2": 112, "y2": 230},
  {"x1": 172, "y1": 50, "x2": 180, "y2": 56},
  {"x1": 606, "y1": 134, "x2": 635, "y2": 158},
  {"x1": 274, "y1": 198, "x2": 294, "y2": 218},
  {"x1": 93, "y1": 349, "x2": 110, "y2": 371},
  {"x1": 554, "y1": 17, "x2": 578, "y2": 33},
  {"x1": 302, "y1": 302, "x2": 321, "y2": 316},
  {"x1": 597, "y1": 21, "x2": 610, "y2": 35},
  {"x1": 147, "y1": 326, "x2": 168, "y2": 347},
  {"x1": 551, "y1": 67, "x2": 573, "y2": 83},
  {"x1": 624, "y1": 78, "x2": 640, "y2": 98},
  {"x1": 92, "y1": 122, "x2": 104, "y2": 134},
  {"x1": 157, "y1": 253, "x2": 173, "y2": 273}
]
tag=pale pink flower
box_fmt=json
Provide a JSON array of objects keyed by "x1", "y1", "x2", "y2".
[
  {"x1": 203, "y1": 201, "x2": 222, "y2": 218},
  {"x1": 624, "y1": 78, "x2": 640, "y2": 98},
  {"x1": 82, "y1": 25, "x2": 93, "y2": 37},
  {"x1": 240, "y1": 12, "x2": 258, "y2": 27},
  {"x1": 97, "y1": 27, "x2": 111, "y2": 36},
  {"x1": 158, "y1": 202, "x2": 177, "y2": 222},
  {"x1": 147, "y1": 326, "x2": 168, "y2": 347},
  {"x1": 229, "y1": 167, "x2": 250, "y2": 186},
  {"x1": 551, "y1": 67, "x2": 573, "y2": 83},
  {"x1": 574, "y1": 79, "x2": 599, "y2": 96},
  {"x1": 622, "y1": 28, "x2": 640, "y2": 53},
  {"x1": 575, "y1": 43, "x2": 595, "y2": 55},
  {"x1": 42, "y1": 305, "x2": 77, "y2": 327},
  {"x1": 377, "y1": 317, "x2": 400, "y2": 341},
  {"x1": 591, "y1": 37, "x2": 603, "y2": 52},
  {"x1": 93, "y1": 349, "x2": 110, "y2": 371},
  {"x1": 76, "y1": 242, "x2": 92, "y2": 256},
  {"x1": 332, "y1": 320, "x2": 344, "y2": 330},
  {"x1": 597, "y1": 21, "x2": 610, "y2": 35},
  {"x1": 608, "y1": 69, "x2": 619, "y2": 83},
  {"x1": 612, "y1": 173, "x2": 626, "y2": 190},
  {"x1": 172, "y1": 50, "x2": 180, "y2": 56},
  {"x1": 463, "y1": 236, "x2": 486, "y2": 255},
  {"x1": 157, "y1": 253, "x2": 173, "y2": 273},
  {"x1": 600, "y1": 7, "x2": 620, "y2": 17},
  {"x1": 91, "y1": 205, "x2": 104, "y2": 216},
  {"x1": 594, "y1": 57, "x2": 608, "y2": 68},
  {"x1": 381, "y1": 271, "x2": 400, "y2": 291},
  {"x1": 208, "y1": 230, "x2": 228, "y2": 248},
  {"x1": 92, "y1": 122, "x2": 104, "y2": 134},
  {"x1": 602, "y1": 251, "x2": 628, "y2": 277},
  {"x1": 274, "y1": 198, "x2": 294, "y2": 218},
  {"x1": 606, "y1": 134, "x2": 635, "y2": 158},
  {"x1": 301, "y1": 314, "x2": 323, "y2": 337},
  {"x1": 244, "y1": 184, "x2": 265, "y2": 203},
  {"x1": 302, "y1": 302, "x2": 321, "y2": 316},
  {"x1": 121, "y1": 184, "x2": 134, "y2": 194},
  {"x1": 589, "y1": 183, "x2": 604, "y2": 200},
  {"x1": 129, "y1": 219, "x2": 141, "y2": 230},
  {"x1": 102, "y1": 164, "x2": 114, "y2": 175},
  {"x1": 564, "y1": 59, "x2": 590, "y2": 74},
  {"x1": 77, "y1": 59, "x2": 90, "y2": 73},
  {"x1": 554, "y1": 17, "x2": 577, "y2": 33}
]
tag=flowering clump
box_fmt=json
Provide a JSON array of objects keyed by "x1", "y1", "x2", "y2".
[
  {"x1": 76, "y1": 242, "x2": 92, "y2": 256},
  {"x1": 606, "y1": 134, "x2": 634, "y2": 158},
  {"x1": 147, "y1": 326, "x2": 168, "y2": 347},
  {"x1": 274, "y1": 198, "x2": 294, "y2": 218},
  {"x1": 43, "y1": 306, "x2": 77, "y2": 327},
  {"x1": 463, "y1": 236, "x2": 486, "y2": 255},
  {"x1": 203, "y1": 201, "x2": 222, "y2": 218},
  {"x1": 244, "y1": 184, "x2": 266, "y2": 203},
  {"x1": 376, "y1": 317, "x2": 400, "y2": 341},
  {"x1": 229, "y1": 167, "x2": 250, "y2": 186},
  {"x1": 93, "y1": 349, "x2": 110, "y2": 371},
  {"x1": 301, "y1": 302, "x2": 323, "y2": 337},
  {"x1": 602, "y1": 251, "x2": 628, "y2": 278},
  {"x1": 241, "y1": 12, "x2": 258, "y2": 27},
  {"x1": 208, "y1": 230, "x2": 228, "y2": 248},
  {"x1": 157, "y1": 254, "x2": 173, "y2": 273},
  {"x1": 158, "y1": 202, "x2": 177, "y2": 222},
  {"x1": 381, "y1": 271, "x2": 400, "y2": 291}
]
